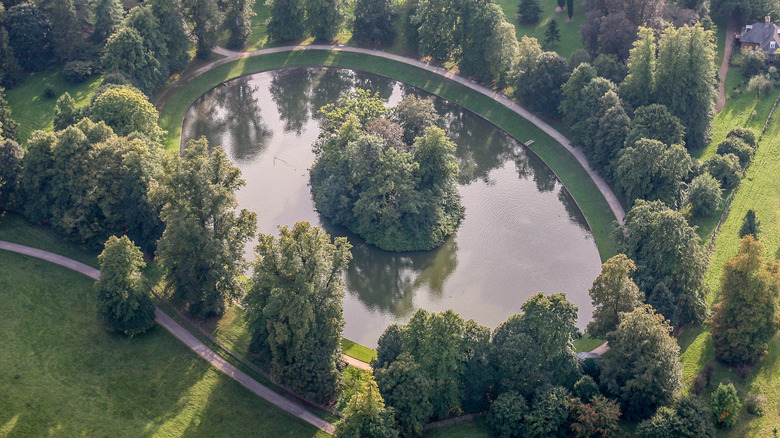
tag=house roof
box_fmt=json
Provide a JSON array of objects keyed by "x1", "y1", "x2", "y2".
[{"x1": 740, "y1": 22, "x2": 780, "y2": 54}]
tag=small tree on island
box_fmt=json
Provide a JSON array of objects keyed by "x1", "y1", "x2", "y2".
[
  {"x1": 518, "y1": 0, "x2": 543, "y2": 24},
  {"x1": 95, "y1": 235, "x2": 156, "y2": 336}
]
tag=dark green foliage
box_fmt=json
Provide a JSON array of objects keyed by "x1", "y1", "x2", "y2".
[
  {"x1": 305, "y1": 0, "x2": 345, "y2": 41},
  {"x1": 226, "y1": 0, "x2": 255, "y2": 49},
  {"x1": 62, "y1": 60, "x2": 95, "y2": 83},
  {"x1": 90, "y1": 85, "x2": 164, "y2": 141},
  {"x1": 244, "y1": 222, "x2": 350, "y2": 404},
  {"x1": 711, "y1": 0, "x2": 776, "y2": 22},
  {"x1": 353, "y1": 0, "x2": 396, "y2": 45},
  {"x1": 53, "y1": 92, "x2": 78, "y2": 130},
  {"x1": 568, "y1": 49, "x2": 592, "y2": 69},
  {"x1": 518, "y1": 0, "x2": 542, "y2": 24},
  {"x1": 0, "y1": 138, "x2": 22, "y2": 210},
  {"x1": 461, "y1": 320, "x2": 494, "y2": 414},
  {"x1": 125, "y1": 6, "x2": 170, "y2": 81},
  {"x1": 148, "y1": 0, "x2": 190, "y2": 74},
  {"x1": 392, "y1": 94, "x2": 441, "y2": 144},
  {"x1": 716, "y1": 137, "x2": 754, "y2": 168},
  {"x1": 544, "y1": 18, "x2": 560, "y2": 47},
  {"x1": 95, "y1": 235, "x2": 156, "y2": 336},
  {"x1": 334, "y1": 378, "x2": 399, "y2": 438},
  {"x1": 711, "y1": 236, "x2": 780, "y2": 365},
  {"x1": 491, "y1": 293, "x2": 581, "y2": 398},
  {"x1": 573, "y1": 375, "x2": 600, "y2": 403},
  {"x1": 182, "y1": 0, "x2": 223, "y2": 58},
  {"x1": 411, "y1": 0, "x2": 460, "y2": 60},
  {"x1": 587, "y1": 253, "x2": 643, "y2": 339},
  {"x1": 592, "y1": 53, "x2": 627, "y2": 83},
  {"x1": 560, "y1": 63, "x2": 598, "y2": 125},
  {"x1": 47, "y1": 0, "x2": 80, "y2": 63},
  {"x1": 266, "y1": 0, "x2": 305, "y2": 42},
  {"x1": 487, "y1": 391, "x2": 530, "y2": 438},
  {"x1": 459, "y1": 1, "x2": 518, "y2": 86},
  {"x1": 92, "y1": 0, "x2": 123, "y2": 45},
  {"x1": 601, "y1": 305, "x2": 682, "y2": 420},
  {"x1": 566, "y1": 0, "x2": 573, "y2": 19},
  {"x1": 617, "y1": 200, "x2": 708, "y2": 325},
  {"x1": 742, "y1": 48, "x2": 766, "y2": 78},
  {"x1": 620, "y1": 27, "x2": 656, "y2": 110},
  {"x1": 739, "y1": 209, "x2": 760, "y2": 239},
  {"x1": 0, "y1": 87, "x2": 18, "y2": 140},
  {"x1": 374, "y1": 353, "x2": 433, "y2": 437},
  {"x1": 0, "y1": 23, "x2": 24, "y2": 87},
  {"x1": 154, "y1": 138, "x2": 257, "y2": 318},
  {"x1": 102, "y1": 27, "x2": 163, "y2": 95},
  {"x1": 710, "y1": 383, "x2": 741, "y2": 428},
  {"x1": 525, "y1": 386, "x2": 572, "y2": 438},
  {"x1": 373, "y1": 323, "x2": 405, "y2": 369},
  {"x1": 625, "y1": 104, "x2": 686, "y2": 148},
  {"x1": 686, "y1": 173, "x2": 722, "y2": 217},
  {"x1": 515, "y1": 51, "x2": 569, "y2": 117},
  {"x1": 726, "y1": 126, "x2": 757, "y2": 147},
  {"x1": 704, "y1": 153, "x2": 741, "y2": 190},
  {"x1": 636, "y1": 395, "x2": 715, "y2": 438},
  {"x1": 5, "y1": 3, "x2": 52, "y2": 71},
  {"x1": 615, "y1": 138, "x2": 693, "y2": 208},
  {"x1": 592, "y1": 91, "x2": 630, "y2": 178},
  {"x1": 311, "y1": 91, "x2": 463, "y2": 252},
  {"x1": 569, "y1": 395, "x2": 621, "y2": 438}
]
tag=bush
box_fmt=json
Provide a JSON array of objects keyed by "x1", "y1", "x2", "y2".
[
  {"x1": 704, "y1": 153, "x2": 741, "y2": 190},
  {"x1": 488, "y1": 391, "x2": 530, "y2": 438},
  {"x1": 686, "y1": 173, "x2": 722, "y2": 217},
  {"x1": 742, "y1": 47, "x2": 766, "y2": 78},
  {"x1": 574, "y1": 375, "x2": 600, "y2": 402},
  {"x1": 711, "y1": 383, "x2": 741, "y2": 429},
  {"x1": 745, "y1": 394, "x2": 766, "y2": 416},
  {"x1": 62, "y1": 60, "x2": 95, "y2": 83},
  {"x1": 726, "y1": 127, "x2": 757, "y2": 148},
  {"x1": 716, "y1": 137, "x2": 754, "y2": 168}
]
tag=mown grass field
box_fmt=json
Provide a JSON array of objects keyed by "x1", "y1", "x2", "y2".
[{"x1": 0, "y1": 237, "x2": 327, "y2": 437}]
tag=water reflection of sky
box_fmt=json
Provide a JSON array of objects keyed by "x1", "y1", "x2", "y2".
[{"x1": 182, "y1": 67, "x2": 602, "y2": 347}]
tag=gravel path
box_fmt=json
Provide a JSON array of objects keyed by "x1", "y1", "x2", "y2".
[
  {"x1": 0, "y1": 240, "x2": 336, "y2": 435},
  {"x1": 716, "y1": 17, "x2": 737, "y2": 114}
]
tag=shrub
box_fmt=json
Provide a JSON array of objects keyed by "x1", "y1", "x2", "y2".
[
  {"x1": 488, "y1": 391, "x2": 530, "y2": 438},
  {"x1": 726, "y1": 127, "x2": 757, "y2": 148},
  {"x1": 43, "y1": 83, "x2": 56, "y2": 98},
  {"x1": 704, "y1": 153, "x2": 741, "y2": 190},
  {"x1": 710, "y1": 382, "x2": 741, "y2": 429},
  {"x1": 745, "y1": 394, "x2": 766, "y2": 416},
  {"x1": 62, "y1": 60, "x2": 94, "y2": 83},
  {"x1": 686, "y1": 173, "x2": 722, "y2": 217},
  {"x1": 716, "y1": 137, "x2": 754, "y2": 168},
  {"x1": 574, "y1": 375, "x2": 600, "y2": 402}
]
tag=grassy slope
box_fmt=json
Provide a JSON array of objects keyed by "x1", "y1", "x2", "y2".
[
  {"x1": 0, "y1": 248, "x2": 326, "y2": 438},
  {"x1": 158, "y1": 50, "x2": 619, "y2": 261},
  {"x1": 497, "y1": 0, "x2": 585, "y2": 59}
]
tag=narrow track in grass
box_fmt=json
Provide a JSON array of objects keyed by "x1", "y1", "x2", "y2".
[{"x1": 0, "y1": 240, "x2": 336, "y2": 435}]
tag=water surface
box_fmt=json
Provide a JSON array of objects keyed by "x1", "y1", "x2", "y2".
[{"x1": 182, "y1": 68, "x2": 602, "y2": 347}]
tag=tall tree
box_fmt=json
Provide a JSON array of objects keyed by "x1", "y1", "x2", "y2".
[
  {"x1": 619, "y1": 27, "x2": 656, "y2": 111},
  {"x1": 148, "y1": 0, "x2": 190, "y2": 74},
  {"x1": 412, "y1": 0, "x2": 461, "y2": 60},
  {"x1": 5, "y1": 3, "x2": 52, "y2": 71},
  {"x1": 266, "y1": 0, "x2": 305, "y2": 41},
  {"x1": 617, "y1": 200, "x2": 708, "y2": 326},
  {"x1": 460, "y1": 1, "x2": 518, "y2": 86},
  {"x1": 560, "y1": 63, "x2": 598, "y2": 126},
  {"x1": 154, "y1": 138, "x2": 257, "y2": 318},
  {"x1": 47, "y1": 0, "x2": 80, "y2": 63},
  {"x1": 92, "y1": 0, "x2": 123, "y2": 45},
  {"x1": 95, "y1": 235, "x2": 156, "y2": 336},
  {"x1": 90, "y1": 85, "x2": 164, "y2": 140},
  {"x1": 625, "y1": 104, "x2": 685, "y2": 148},
  {"x1": 306, "y1": 0, "x2": 345, "y2": 41},
  {"x1": 544, "y1": 18, "x2": 560, "y2": 47},
  {"x1": 0, "y1": 17, "x2": 24, "y2": 87},
  {"x1": 518, "y1": 0, "x2": 542, "y2": 24},
  {"x1": 0, "y1": 138, "x2": 23, "y2": 210},
  {"x1": 601, "y1": 305, "x2": 682, "y2": 420},
  {"x1": 353, "y1": 0, "x2": 396, "y2": 45},
  {"x1": 0, "y1": 87, "x2": 18, "y2": 141},
  {"x1": 615, "y1": 138, "x2": 693, "y2": 208},
  {"x1": 183, "y1": 0, "x2": 223, "y2": 58},
  {"x1": 515, "y1": 51, "x2": 569, "y2": 117},
  {"x1": 102, "y1": 27, "x2": 163, "y2": 94},
  {"x1": 655, "y1": 25, "x2": 717, "y2": 150},
  {"x1": 245, "y1": 222, "x2": 350, "y2": 403},
  {"x1": 53, "y1": 92, "x2": 78, "y2": 130},
  {"x1": 125, "y1": 6, "x2": 170, "y2": 79},
  {"x1": 334, "y1": 378, "x2": 399, "y2": 438},
  {"x1": 374, "y1": 353, "x2": 433, "y2": 437},
  {"x1": 566, "y1": 0, "x2": 573, "y2": 20},
  {"x1": 587, "y1": 253, "x2": 643, "y2": 339},
  {"x1": 226, "y1": 0, "x2": 255, "y2": 49},
  {"x1": 711, "y1": 236, "x2": 780, "y2": 365}
]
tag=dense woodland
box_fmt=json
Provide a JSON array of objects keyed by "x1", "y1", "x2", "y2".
[{"x1": 0, "y1": 0, "x2": 779, "y2": 436}]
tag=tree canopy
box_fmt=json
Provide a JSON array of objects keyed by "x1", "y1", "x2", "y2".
[{"x1": 587, "y1": 253, "x2": 643, "y2": 339}]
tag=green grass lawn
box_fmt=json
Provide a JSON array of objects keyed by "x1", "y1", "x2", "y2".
[
  {"x1": 5, "y1": 69, "x2": 103, "y2": 144},
  {"x1": 0, "y1": 249, "x2": 326, "y2": 438},
  {"x1": 158, "y1": 49, "x2": 619, "y2": 261},
  {"x1": 497, "y1": 0, "x2": 586, "y2": 59},
  {"x1": 573, "y1": 332, "x2": 604, "y2": 353},
  {"x1": 341, "y1": 339, "x2": 377, "y2": 364}
]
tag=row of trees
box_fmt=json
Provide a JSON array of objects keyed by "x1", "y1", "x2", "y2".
[{"x1": 266, "y1": 0, "x2": 348, "y2": 43}]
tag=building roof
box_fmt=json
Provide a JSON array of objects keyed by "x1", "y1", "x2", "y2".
[{"x1": 740, "y1": 21, "x2": 780, "y2": 55}]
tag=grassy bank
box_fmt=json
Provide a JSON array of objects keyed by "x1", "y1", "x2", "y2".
[
  {"x1": 158, "y1": 49, "x2": 619, "y2": 261},
  {"x1": 0, "y1": 247, "x2": 326, "y2": 437}
]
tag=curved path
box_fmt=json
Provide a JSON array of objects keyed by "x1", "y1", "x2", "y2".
[
  {"x1": 0, "y1": 240, "x2": 336, "y2": 435},
  {"x1": 157, "y1": 45, "x2": 625, "y2": 225},
  {"x1": 716, "y1": 16, "x2": 737, "y2": 114}
]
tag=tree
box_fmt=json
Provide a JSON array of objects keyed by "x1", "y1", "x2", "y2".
[
  {"x1": 601, "y1": 305, "x2": 682, "y2": 420},
  {"x1": 0, "y1": 87, "x2": 18, "y2": 141},
  {"x1": 748, "y1": 74, "x2": 773, "y2": 101},
  {"x1": 596, "y1": 12, "x2": 637, "y2": 60},
  {"x1": 125, "y1": 6, "x2": 170, "y2": 80},
  {"x1": 183, "y1": 0, "x2": 223, "y2": 58},
  {"x1": 334, "y1": 378, "x2": 399, "y2": 438},
  {"x1": 412, "y1": 0, "x2": 460, "y2": 60},
  {"x1": 154, "y1": 138, "x2": 257, "y2": 318},
  {"x1": 573, "y1": 375, "x2": 600, "y2": 402},
  {"x1": 266, "y1": 0, "x2": 305, "y2": 42},
  {"x1": 615, "y1": 139, "x2": 693, "y2": 208},
  {"x1": 587, "y1": 253, "x2": 643, "y2": 339},
  {"x1": 353, "y1": 0, "x2": 396, "y2": 45},
  {"x1": 686, "y1": 173, "x2": 722, "y2": 217},
  {"x1": 518, "y1": 0, "x2": 542, "y2": 24},
  {"x1": 90, "y1": 85, "x2": 164, "y2": 141},
  {"x1": 741, "y1": 47, "x2": 766, "y2": 78},
  {"x1": 53, "y1": 92, "x2": 78, "y2": 130},
  {"x1": 460, "y1": 2, "x2": 519, "y2": 86},
  {"x1": 570, "y1": 395, "x2": 621, "y2": 438},
  {"x1": 462, "y1": 320, "x2": 494, "y2": 413},
  {"x1": 710, "y1": 383, "x2": 741, "y2": 428},
  {"x1": 392, "y1": 94, "x2": 441, "y2": 145},
  {"x1": 0, "y1": 138, "x2": 22, "y2": 210},
  {"x1": 544, "y1": 18, "x2": 560, "y2": 47},
  {"x1": 148, "y1": 0, "x2": 190, "y2": 74},
  {"x1": 244, "y1": 222, "x2": 350, "y2": 403},
  {"x1": 620, "y1": 27, "x2": 656, "y2": 110},
  {"x1": 515, "y1": 51, "x2": 569, "y2": 117},
  {"x1": 625, "y1": 104, "x2": 685, "y2": 149},
  {"x1": 226, "y1": 0, "x2": 255, "y2": 49},
  {"x1": 704, "y1": 153, "x2": 741, "y2": 190},
  {"x1": 102, "y1": 27, "x2": 163, "y2": 94},
  {"x1": 618, "y1": 200, "x2": 708, "y2": 325},
  {"x1": 655, "y1": 25, "x2": 718, "y2": 150},
  {"x1": 739, "y1": 209, "x2": 760, "y2": 239},
  {"x1": 92, "y1": 0, "x2": 123, "y2": 45},
  {"x1": 5, "y1": 3, "x2": 52, "y2": 71},
  {"x1": 592, "y1": 91, "x2": 630, "y2": 178},
  {"x1": 487, "y1": 391, "x2": 530, "y2": 438},
  {"x1": 636, "y1": 395, "x2": 715, "y2": 438},
  {"x1": 711, "y1": 236, "x2": 780, "y2": 365},
  {"x1": 373, "y1": 323, "x2": 405, "y2": 369},
  {"x1": 711, "y1": 0, "x2": 776, "y2": 22},
  {"x1": 375, "y1": 353, "x2": 433, "y2": 437},
  {"x1": 0, "y1": 19, "x2": 24, "y2": 88},
  {"x1": 525, "y1": 386, "x2": 572, "y2": 438},
  {"x1": 560, "y1": 63, "x2": 598, "y2": 126},
  {"x1": 47, "y1": 0, "x2": 80, "y2": 63},
  {"x1": 567, "y1": 0, "x2": 573, "y2": 20},
  {"x1": 95, "y1": 235, "x2": 156, "y2": 336},
  {"x1": 306, "y1": 0, "x2": 345, "y2": 41}
]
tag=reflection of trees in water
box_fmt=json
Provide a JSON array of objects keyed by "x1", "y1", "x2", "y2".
[
  {"x1": 308, "y1": 69, "x2": 355, "y2": 121},
  {"x1": 514, "y1": 147, "x2": 558, "y2": 193},
  {"x1": 353, "y1": 72, "x2": 396, "y2": 101},
  {"x1": 186, "y1": 77, "x2": 272, "y2": 162},
  {"x1": 319, "y1": 219, "x2": 458, "y2": 318},
  {"x1": 557, "y1": 186, "x2": 591, "y2": 232},
  {"x1": 270, "y1": 69, "x2": 314, "y2": 134}
]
